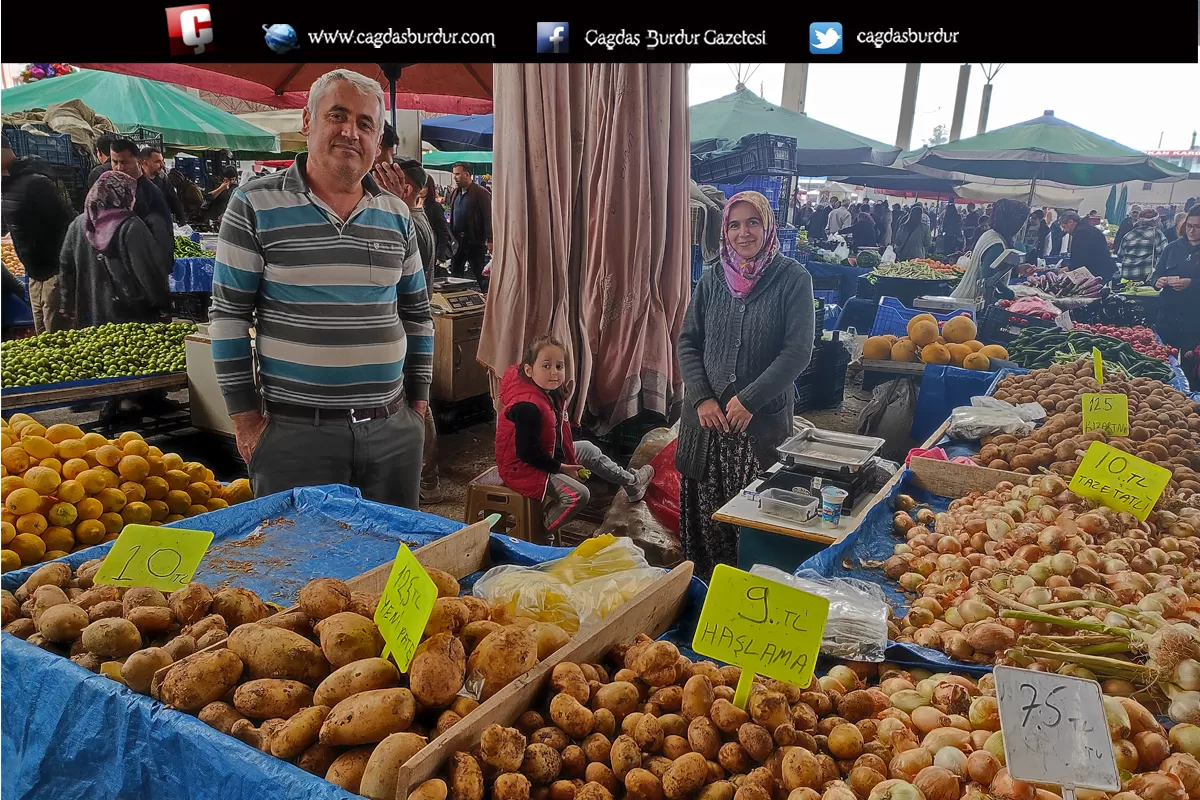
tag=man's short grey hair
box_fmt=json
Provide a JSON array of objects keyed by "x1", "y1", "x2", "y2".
[
  {"x1": 1060, "y1": 211, "x2": 1082, "y2": 224},
  {"x1": 307, "y1": 69, "x2": 386, "y2": 131}
]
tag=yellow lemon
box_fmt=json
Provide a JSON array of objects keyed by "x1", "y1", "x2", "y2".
[
  {"x1": 121, "y1": 502, "x2": 152, "y2": 525},
  {"x1": 184, "y1": 463, "x2": 207, "y2": 484},
  {"x1": 9, "y1": 533, "x2": 44, "y2": 565},
  {"x1": 43, "y1": 550, "x2": 69, "y2": 561},
  {"x1": 117, "y1": 455, "x2": 149, "y2": 482},
  {"x1": 120, "y1": 482, "x2": 147, "y2": 504},
  {"x1": 15, "y1": 513, "x2": 47, "y2": 536},
  {"x1": 20, "y1": 436, "x2": 56, "y2": 460},
  {"x1": 94, "y1": 445, "x2": 123, "y2": 468},
  {"x1": 147, "y1": 500, "x2": 169, "y2": 522},
  {"x1": 165, "y1": 470, "x2": 191, "y2": 491},
  {"x1": 1, "y1": 549, "x2": 20, "y2": 572},
  {"x1": 165, "y1": 490, "x2": 192, "y2": 515},
  {"x1": 80, "y1": 432, "x2": 109, "y2": 450},
  {"x1": 143, "y1": 476, "x2": 169, "y2": 501},
  {"x1": 164, "y1": 514, "x2": 186, "y2": 523},
  {"x1": 74, "y1": 497, "x2": 104, "y2": 521},
  {"x1": 122, "y1": 439, "x2": 150, "y2": 458},
  {"x1": 147, "y1": 457, "x2": 167, "y2": 478},
  {"x1": 97, "y1": 488, "x2": 127, "y2": 513},
  {"x1": 187, "y1": 504, "x2": 208, "y2": 518},
  {"x1": 56, "y1": 439, "x2": 88, "y2": 460},
  {"x1": 1, "y1": 475, "x2": 26, "y2": 501},
  {"x1": 223, "y1": 479, "x2": 252, "y2": 505},
  {"x1": 37, "y1": 458, "x2": 62, "y2": 475},
  {"x1": 77, "y1": 469, "x2": 107, "y2": 495},
  {"x1": 95, "y1": 467, "x2": 120, "y2": 489},
  {"x1": 186, "y1": 483, "x2": 212, "y2": 505},
  {"x1": 82, "y1": 452, "x2": 100, "y2": 468},
  {"x1": 5, "y1": 488, "x2": 42, "y2": 516},
  {"x1": 74, "y1": 519, "x2": 106, "y2": 545},
  {"x1": 205, "y1": 498, "x2": 230, "y2": 512},
  {"x1": 44, "y1": 424, "x2": 84, "y2": 444},
  {"x1": 56, "y1": 480, "x2": 85, "y2": 504},
  {"x1": 1, "y1": 446, "x2": 31, "y2": 474},
  {"x1": 62, "y1": 458, "x2": 90, "y2": 481},
  {"x1": 161, "y1": 453, "x2": 185, "y2": 472},
  {"x1": 41, "y1": 526, "x2": 74, "y2": 552},
  {"x1": 99, "y1": 512, "x2": 123, "y2": 534},
  {"x1": 1, "y1": 521, "x2": 14, "y2": 546},
  {"x1": 23, "y1": 466, "x2": 61, "y2": 495},
  {"x1": 147, "y1": 446, "x2": 163, "y2": 459},
  {"x1": 17, "y1": 422, "x2": 46, "y2": 439},
  {"x1": 46, "y1": 502, "x2": 77, "y2": 528},
  {"x1": 118, "y1": 431, "x2": 144, "y2": 445}
]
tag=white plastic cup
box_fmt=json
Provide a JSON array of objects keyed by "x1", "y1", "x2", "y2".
[{"x1": 820, "y1": 486, "x2": 849, "y2": 526}]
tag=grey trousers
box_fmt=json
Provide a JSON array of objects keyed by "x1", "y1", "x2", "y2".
[
  {"x1": 574, "y1": 440, "x2": 635, "y2": 486},
  {"x1": 248, "y1": 406, "x2": 425, "y2": 509}
]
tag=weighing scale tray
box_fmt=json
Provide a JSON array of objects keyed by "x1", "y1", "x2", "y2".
[{"x1": 776, "y1": 429, "x2": 884, "y2": 473}]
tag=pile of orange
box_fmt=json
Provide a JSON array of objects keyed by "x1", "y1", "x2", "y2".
[{"x1": 1, "y1": 414, "x2": 252, "y2": 572}]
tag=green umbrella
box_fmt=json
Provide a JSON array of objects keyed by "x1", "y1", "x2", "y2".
[
  {"x1": 1116, "y1": 185, "x2": 1128, "y2": 222},
  {"x1": 689, "y1": 87, "x2": 900, "y2": 175},
  {"x1": 899, "y1": 112, "x2": 1189, "y2": 186},
  {"x1": 1105, "y1": 185, "x2": 1120, "y2": 222},
  {"x1": 1, "y1": 70, "x2": 278, "y2": 153},
  {"x1": 422, "y1": 150, "x2": 493, "y2": 168}
]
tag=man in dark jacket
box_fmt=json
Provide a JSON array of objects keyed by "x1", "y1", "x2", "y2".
[
  {"x1": 1, "y1": 143, "x2": 75, "y2": 333},
  {"x1": 806, "y1": 202, "x2": 831, "y2": 238},
  {"x1": 1060, "y1": 211, "x2": 1117, "y2": 281},
  {"x1": 446, "y1": 161, "x2": 492, "y2": 291},
  {"x1": 1113, "y1": 206, "x2": 1140, "y2": 253},
  {"x1": 1151, "y1": 207, "x2": 1200, "y2": 354},
  {"x1": 86, "y1": 132, "x2": 114, "y2": 190},
  {"x1": 140, "y1": 147, "x2": 185, "y2": 224},
  {"x1": 108, "y1": 137, "x2": 173, "y2": 273}
]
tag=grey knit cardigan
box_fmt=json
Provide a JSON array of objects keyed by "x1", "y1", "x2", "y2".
[{"x1": 675, "y1": 254, "x2": 816, "y2": 480}]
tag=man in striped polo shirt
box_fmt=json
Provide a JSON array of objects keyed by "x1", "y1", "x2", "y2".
[{"x1": 209, "y1": 69, "x2": 433, "y2": 509}]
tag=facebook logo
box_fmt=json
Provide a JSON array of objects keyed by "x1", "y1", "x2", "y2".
[{"x1": 537, "y1": 22, "x2": 569, "y2": 54}]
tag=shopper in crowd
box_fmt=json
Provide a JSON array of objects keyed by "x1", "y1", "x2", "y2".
[
  {"x1": 895, "y1": 206, "x2": 931, "y2": 260},
  {"x1": 1, "y1": 141, "x2": 75, "y2": 334},
  {"x1": 961, "y1": 203, "x2": 980, "y2": 247},
  {"x1": 953, "y1": 198, "x2": 1028, "y2": 301},
  {"x1": 1086, "y1": 209, "x2": 1102, "y2": 226},
  {"x1": 1152, "y1": 207, "x2": 1200, "y2": 354},
  {"x1": 1185, "y1": 198, "x2": 1197, "y2": 212},
  {"x1": 892, "y1": 203, "x2": 906, "y2": 243},
  {"x1": 58, "y1": 171, "x2": 169, "y2": 328},
  {"x1": 1165, "y1": 208, "x2": 1182, "y2": 243},
  {"x1": 203, "y1": 166, "x2": 239, "y2": 226},
  {"x1": 86, "y1": 132, "x2": 114, "y2": 190},
  {"x1": 1046, "y1": 210, "x2": 1065, "y2": 257},
  {"x1": 378, "y1": 121, "x2": 399, "y2": 165},
  {"x1": 1060, "y1": 211, "x2": 1117, "y2": 280},
  {"x1": 139, "y1": 147, "x2": 185, "y2": 224},
  {"x1": 208, "y1": 68, "x2": 433, "y2": 509},
  {"x1": 1177, "y1": 212, "x2": 1190, "y2": 241},
  {"x1": 847, "y1": 210, "x2": 879, "y2": 250},
  {"x1": 424, "y1": 174, "x2": 452, "y2": 267},
  {"x1": 676, "y1": 190, "x2": 815, "y2": 580},
  {"x1": 969, "y1": 214, "x2": 991, "y2": 249},
  {"x1": 939, "y1": 201, "x2": 963, "y2": 253},
  {"x1": 826, "y1": 196, "x2": 852, "y2": 237},
  {"x1": 872, "y1": 200, "x2": 893, "y2": 248},
  {"x1": 446, "y1": 161, "x2": 492, "y2": 291},
  {"x1": 795, "y1": 200, "x2": 814, "y2": 229},
  {"x1": 108, "y1": 137, "x2": 173, "y2": 271},
  {"x1": 1118, "y1": 209, "x2": 1169, "y2": 283},
  {"x1": 1021, "y1": 209, "x2": 1048, "y2": 262},
  {"x1": 807, "y1": 201, "x2": 831, "y2": 239},
  {"x1": 1113, "y1": 205, "x2": 1141, "y2": 253}
]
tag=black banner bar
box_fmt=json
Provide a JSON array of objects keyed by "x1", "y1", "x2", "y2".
[{"x1": 3, "y1": 7, "x2": 1198, "y2": 62}]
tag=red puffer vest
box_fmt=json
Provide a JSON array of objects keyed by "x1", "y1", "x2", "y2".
[{"x1": 495, "y1": 365, "x2": 577, "y2": 501}]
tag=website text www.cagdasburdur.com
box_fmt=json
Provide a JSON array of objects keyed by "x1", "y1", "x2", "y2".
[
  {"x1": 306, "y1": 28, "x2": 496, "y2": 49},
  {"x1": 856, "y1": 27, "x2": 960, "y2": 48}
]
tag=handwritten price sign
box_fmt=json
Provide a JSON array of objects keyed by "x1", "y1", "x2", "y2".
[
  {"x1": 692, "y1": 564, "x2": 829, "y2": 708},
  {"x1": 93, "y1": 524, "x2": 213, "y2": 592},
  {"x1": 373, "y1": 544, "x2": 437, "y2": 672},
  {"x1": 1081, "y1": 393, "x2": 1129, "y2": 437},
  {"x1": 1068, "y1": 441, "x2": 1171, "y2": 521}
]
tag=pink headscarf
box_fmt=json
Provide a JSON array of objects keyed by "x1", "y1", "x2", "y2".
[
  {"x1": 720, "y1": 191, "x2": 779, "y2": 299},
  {"x1": 84, "y1": 170, "x2": 138, "y2": 254}
]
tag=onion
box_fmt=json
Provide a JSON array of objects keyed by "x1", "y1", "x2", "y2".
[
  {"x1": 990, "y1": 768, "x2": 1036, "y2": 800},
  {"x1": 892, "y1": 690, "x2": 931, "y2": 714},
  {"x1": 870, "y1": 780, "x2": 926, "y2": 800},
  {"x1": 1120, "y1": 697, "x2": 1167, "y2": 736},
  {"x1": 966, "y1": 751, "x2": 1000, "y2": 785},
  {"x1": 966, "y1": 622, "x2": 1016, "y2": 654},
  {"x1": 830, "y1": 723, "x2": 865, "y2": 760},
  {"x1": 932, "y1": 683, "x2": 970, "y2": 717},
  {"x1": 959, "y1": 599, "x2": 996, "y2": 624},
  {"x1": 914, "y1": 766, "x2": 959, "y2": 800},
  {"x1": 1170, "y1": 687, "x2": 1200, "y2": 726},
  {"x1": 911, "y1": 706, "x2": 951, "y2": 735},
  {"x1": 1176, "y1": 660, "x2": 1200, "y2": 692},
  {"x1": 1027, "y1": 562, "x2": 1053, "y2": 585},
  {"x1": 1113, "y1": 738, "x2": 1140, "y2": 772},
  {"x1": 1105, "y1": 695, "x2": 1132, "y2": 739},
  {"x1": 825, "y1": 786, "x2": 858, "y2": 800},
  {"x1": 829, "y1": 665, "x2": 861, "y2": 693},
  {"x1": 1135, "y1": 731, "x2": 1173, "y2": 771},
  {"x1": 1163, "y1": 753, "x2": 1200, "y2": 800},
  {"x1": 890, "y1": 748, "x2": 933, "y2": 782},
  {"x1": 921, "y1": 727, "x2": 971, "y2": 753},
  {"x1": 1171, "y1": 724, "x2": 1200, "y2": 760},
  {"x1": 970, "y1": 730, "x2": 992, "y2": 751},
  {"x1": 968, "y1": 696, "x2": 1001, "y2": 732},
  {"x1": 892, "y1": 728, "x2": 921, "y2": 754},
  {"x1": 933, "y1": 747, "x2": 967, "y2": 778},
  {"x1": 1011, "y1": 575, "x2": 1036, "y2": 594},
  {"x1": 943, "y1": 608, "x2": 966, "y2": 630},
  {"x1": 876, "y1": 717, "x2": 910, "y2": 744},
  {"x1": 984, "y1": 731, "x2": 1006, "y2": 765},
  {"x1": 1124, "y1": 772, "x2": 1187, "y2": 800},
  {"x1": 850, "y1": 767, "x2": 886, "y2": 799},
  {"x1": 881, "y1": 677, "x2": 917, "y2": 697}
]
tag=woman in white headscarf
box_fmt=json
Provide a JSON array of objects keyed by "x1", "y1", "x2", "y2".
[{"x1": 952, "y1": 198, "x2": 1029, "y2": 301}]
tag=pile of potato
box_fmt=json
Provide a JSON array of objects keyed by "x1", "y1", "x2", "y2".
[
  {"x1": 154, "y1": 569, "x2": 572, "y2": 798},
  {"x1": 980, "y1": 359, "x2": 1200, "y2": 494},
  {"x1": 1, "y1": 560, "x2": 275, "y2": 692}
]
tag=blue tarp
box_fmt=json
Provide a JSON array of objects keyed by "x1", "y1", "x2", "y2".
[
  {"x1": 170, "y1": 257, "x2": 215, "y2": 294},
  {"x1": 421, "y1": 113, "x2": 493, "y2": 152}
]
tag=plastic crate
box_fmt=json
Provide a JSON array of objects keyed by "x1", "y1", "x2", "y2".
[
  {"x1": 820, "y1": 339, "x2": 853, "y2": 409},
  {"x1": 793, "y1": 250, "x2": 810, "y2": 267},
  {"x1": 813, "y1": 298, "x2": 826, "y2": 338},
  {"x1": 690, "y1": 134, "x2": 798, "y2": 183},
  {"x1": 814, "y1": 289, "x2": 840, "y2": 307},
  {"x1": 2, "y1": 127, "x2": 82, "y2": 169},
  {"x1": 856, "y1": 273, "x2": 952, "y2": 306},
  {"x1": 812, "y1": 274, "x2": 841, "y2": 292},
  {"x1": 869, "y1": 296, "x2": 975, "y2": 338},
  {"x1": 777, "y1": 227, "x2": 798, "y2": 256},
  {"x1": 979, "y1": 305, "x2": 1057, "y2": 345},
  {"x1": 126, "y1": 126, "x2": 164, "y2": 151}
]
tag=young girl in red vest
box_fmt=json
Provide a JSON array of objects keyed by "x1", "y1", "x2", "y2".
[{"x1": 494, "y1": 335, "x2": 654, "y2": 535}]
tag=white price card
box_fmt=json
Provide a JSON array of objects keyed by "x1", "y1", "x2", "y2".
[{"x1": 995, "y1": 666, "x2": 1119, "y2": 792}]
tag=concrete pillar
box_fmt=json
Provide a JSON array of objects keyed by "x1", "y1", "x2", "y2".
[
  {"x1": 781, "y1": 63, "x2": 810, "y2": 113},
  {"x1": 949, "y1": 64, "x2": 970, "y2": 142},
  {"x1": 895, "y1": 64, "x2": 921, "y2": 150},
  {"x1": 977, "y1": 83, "x2": 994, "y2": 135}
]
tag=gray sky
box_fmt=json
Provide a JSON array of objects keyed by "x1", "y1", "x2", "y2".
[{"x1": 688, "y1": 63, "x2": 1200, "y2": 151}]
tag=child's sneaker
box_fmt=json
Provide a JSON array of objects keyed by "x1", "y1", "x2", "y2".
[{"x1": 624, "y1": 465, "x2": 656, "y2": 502}]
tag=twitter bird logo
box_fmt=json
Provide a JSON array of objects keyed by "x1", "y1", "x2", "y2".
[{"x1": 810, "y1": 22, "x2": 843, "y2": 54}]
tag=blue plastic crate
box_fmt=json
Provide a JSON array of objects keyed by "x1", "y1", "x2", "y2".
[
  {"x1": 869, "y1": 296, "x2": 975, "y2": 338},
  {"x1": 777, "y1": 227, "x2": 799, "y2": 255},
  {"x1": 794, "y1": 250, "x2": 811, "y2": 266},
  {"x1": 2, "y1": 128, "x2": 77, "y2": 167},
  {"x1": 814, "y1": 288, "x2": 839, "y2": 306}
]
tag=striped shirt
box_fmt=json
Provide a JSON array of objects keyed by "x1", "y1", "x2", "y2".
[{"x1": 209, "y1": 154, "x2": 433, "y2": 415}]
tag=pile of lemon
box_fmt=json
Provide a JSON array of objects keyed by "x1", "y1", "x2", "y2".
[{"x1": 1, "y1": 414, "x2": 252, "y2": 572}]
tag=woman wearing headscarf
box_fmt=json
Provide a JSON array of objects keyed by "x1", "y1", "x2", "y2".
[
  {"x1": 873, "y1": 200, "x2": 893, "y2": 248},
  {"x1": 676, "y1": 191, "x2": 816, "y2": 580},
  {"x1": 939, "y1": 202, "x2": 963, "y2": 253},
  {"x1": 57, "y1": 171, "x2": 169, "y2": 328},
  {"x1": 953, "y1": 198, "x2": 1029, "y2": 301},
  {"x1": 891, "y1": 203, "x2": 905, "y2": 244},
  {"x1": 848, "y1": 210, "x2": 879, "y2": 251},
  {"x1": 895, "y1": 206, "x2": 932, "y2": 261}
]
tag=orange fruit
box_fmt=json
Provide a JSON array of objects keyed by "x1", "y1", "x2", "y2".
[
  {"x1": 164, "y1": 514, "x2": 186, "y2": 523},
  {"x1": 99, "y1": 512, "x2": 123, "y2": 534},
  {"x1": 20, "y1": 436, "x2": 56, "y2": 460},
  {"x1": 1, "y1": 549, "x2": 19, "y2": 572},
  {"x1": 41, "y1": 526, "x2": 74, "y2": 552},
  {"x1": 1, "y1": 521, "x2": 14, "y2": 545},
  {"x1": 1, "y1": 475, "x2": 25, "y2": 501},
  {"x1": 74, "y1": 519, "x2": 106, "y2": 545},
  {"x1": 205, "y1": 498, "x2": 230, "y2": 512},
  {"x1": 9, "y1": 533, "x2": 45, "y2": 564},
  {"x1": 77, "y1": 469, "x2": 107, "y2": 495},
  {"x1": 5, "y1": 487, "x2": 42, "y2": 516},
  {"x1": 56, "y1": 480, "x2": 85, "y2": 504},
  {"x1": 147, "y1": 500, "x2": 169, "y2": 522},
  {"x1": 74, "y1": 497, "x2": 104, "y2": 521},
  {"x1": 94, "y1": 445, "x2": 123, "y2": 468},
  {"x1": 56, "y1": 439, "x2": 88, "y2": 460},
  {"x1": 165, "y1": 470, "x2": 191, "y2": 491},
  {"x1": 165, "y1": 490, "x2": 191, "y2": 515},
  {"x1": 161, "y1": 453, "x2": 185, "y2": 472},
  {"x1": 143, "y1": 476, "x2": 169, "y2": 501},
  {"x1": 186, "y1": 483, "x2": 212, "y2": 505},
  {"x1": 120, "y1": 482, "x2": 147, "y2": 504},
  {"x1": 118, "y1": 431, "x2": 144, "y2": 445},
  {"x1": 1, "y1": 446, "x2": 31, "y2": 474},
  {"x1": 96, "y1": 488, "x2": 127, "y2": 513},
  {"x1": 44, "y1": 424, "x2": 84, "y2": 444},
  {"x1": 62, "y1": 458, "x2": 90, "y2": 480},
  {"x1": 122, "y1": 439, "x2": 150, "y2": 458},
  {"x1": 121, "y1": 502, "x2": 152, "y2": 525},
  {"x1": 80, "y1": 432, "x2": 109, "y2": 450},
  {"x1": 16, "y1": 512, "x2": 47, "y2": 536},
  {"x1": 117, "y1": 455, "x2": 149, "y2": 482},
  {"x1": 23, "y1": 466, "x2": 61, "y2": 494},
  {"x1": 46, "y1": 502, "x2": 77, "y2": 528}
]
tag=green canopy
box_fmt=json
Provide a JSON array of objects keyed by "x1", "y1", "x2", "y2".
[
  {"x1": 689, "y1": 88, "x2": 900, "y2": 175},
  {"x1": 422, "y1": 151, "x2": 493, "y2": 168},
  {"x1": 899, "y1": 113, "x2": 1189, "y2": 186},
  {"x1": 1, "y1": 70, "x2": 278, "y2": 153}
]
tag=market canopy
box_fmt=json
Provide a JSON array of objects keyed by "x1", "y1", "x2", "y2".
[
  {"x1": 1, "y1": 70, "x2": 278, "y2": 152},
  {"x1": 899, "y1": 112, "x2": 1190, "y2": 186},
  {"x1": 689, "y1": 87, "x2": 901, "y2": 174},
  {"x1": 421, "y1": 114, "x2": 493, "y2": 152},
  {"x1": 422, "y1": 150, "x2": 493, "y2": 168}
]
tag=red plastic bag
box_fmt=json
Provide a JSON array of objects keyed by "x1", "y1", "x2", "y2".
[{"x1": 643, "y1": 440, "x2": 680, "y2": 534}]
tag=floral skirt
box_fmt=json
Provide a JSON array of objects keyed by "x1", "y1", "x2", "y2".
[{"x1": 679, "y1": 431, "x2": 759, "y2": 581}]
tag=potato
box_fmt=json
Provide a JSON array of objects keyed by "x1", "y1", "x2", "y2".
[
  {"x1": 687, "y1": 717, "x2": 722, "y2": 760},
  {"x1": 552, "y1": 662, "x2": 591, "y2": 705},
  {"x1": 739, "y1": 723, "x2": 773, "y2": 763},
  {"x1": 680, "y1": 675, "x2": 715, "y2": 721},
  {"x1": 517, "y1": 711, "x2": 546, "y2": 735},
  {"x1": 663, "y1": 752, "x2": 708, "y2": 799},
  {"x1": 749, "y1": 691, "x2": 791, "y2": 731},
  {"x1": 233, "y1": 678, "x2": 314, "y2": 719},
  {"x1": 297, "y1": 742, "x2": 342, "y2": 776},
  {"x1": 74, "y1": 560, "x2": 103, "y2": 591},
  {"x1": 4, "y1": 618, "x2": 36, "y2": 640},
  {"x1": 467, "y1": 627, "x2": 538, "y2": 700},
  {"x1": 227, "y1": 622, "x2": 329, "y2": 686},
  {"x1": 449, "y1": 751, "x2": 485, "y2": 800},
  {"x1": 196, "y1": 628, "x2": 227, "y2": 649},
  {"x1": 31, "y1": 585, "x2": 70, "y2": 622},
  {"x1": 577, "y1": 782, "x2": 614, "y2": 800},
  {"x1": 462, "y1": 620, "x2": 503, "y2": 653},
  {"x1": 183, "y1": 613, "x2": 227, "y2": 640},
  {"x1": 36, "y1": 603, "x2": 89, "y2": 643},
  {"x1": 17, "y1": 562, "x2": 72, "y2": 601},
  {"x1": 198, "y1": 701, "x2": 247, "y2": 734},
  {"x1": 126, "y1": 606, "x2": 175, "y2": 635},
  {"x1": 359, "y1": 732, "x2": 428, "y2": 799},
  {"x1": 585, "y1": 766, "x2": 619, "y2": 796},
  {"x1": 326, "y1": 746, "x2": 376, "y2": 793},
  {"x1": 452, "y1": 696, "x2": 480, "y2": 718},
  {"x1": 531, "y1": 623, "x2": 571, "y2": 660},
  {"x1": 161, "y1": 648, "x2": 244, "y2": 711},
  {"x1": 270, "y1": 704, "x2": 333, "y2": 759},
  {"x1": 410, "y1": 632, "x2": 466, "y2": 707},
  {"x1": 593, "y1": 682, "x2": 641, "y2": 718},
  {"x1": 481, "y1": 724, "x2": 527, "y2": 771},
  {"x1": 437, "y1": 710, "x2": 463, "y2": 736},
  {"x1": 711, "y1": 699, "x2": 750, "y2": 734},
  {"x1": 426, "y1": 597, "x2": 472, "y2": 638},
  {"x1": 662, "y1": 736, "x2": 691, "y2": 760},
  {"x1": 168, "y1": 583, "x2": 213, "y2": 625},
  {"x1": 426, "y1": 566, "x2": 460, "y2": 599},
  {"x1": 121, "y1": 647, "x2": 173, "y2": 694},
  {"x1": 123, "y1": 587, "x2": 168, "y2": 614},
  {"x1": 551, "y1": 780, "x2": 579, "y2": 800},
  {"x1": 582, "y1": 732, "x2": 612, "y2": 764},
  {"x1": 625, "y1": 769, "x2": 665, "y2": 800},
  {"x1": 533, "y1": 727, "x2": 571, "y2": 751},
  {"x1": 551, "y1": 693, "x2": 596, "y2": 739},
  {"x1": 697, "y1": 781, "x2": 734, "y2": 800},
  {"x1": 562, "y1": 745, "x2": 588, "y2": 778},
  {"x1": 72, "y1": 585, "x2": 119, "y2": 612},
  {"x1": 634, "y1": 641, "x2": 680, "y2": 687},
  {"x1": 315, "y1": 657, "x2": 400, "y2": 707},
  {"x1": 298, "y1": 578, "x2": 352, "y2": 620},
  {"x1": 632, "y1": 714, "x2": 665, "y2": 753},
  {"x1": 211, "y1": 587, "x2": 270, "y2": 628},
  {"x1": 316, "y1": 612, "x2": 384, "y2": 667},
  {"x1": 461, "y1": 596, "x2": 490, "y2": 623},
  {"x1": 320, "y1": 688, "x2": 416, "y2": 746},
  {"x1": 411, "y1": 778, "x2": 449, "y2": 800},
  {"x1": 658, "y1": 714, "x2": 687, "y2": 738},
  {"x1": 649, "y1": 686, "x2": 682, "y2": 713},
  {"x1": 610, "y1": 734, "x2": 642, "y2": 780},
  {"x1": 231, "y1": 717, "x2": 287, "y2": 752},
  {"x1": 718, "y1": 742, "x2": 752, "y2": 774},
  {"x1": 81, "y1": 617, "x2": 143, "y2": 658},
  {"x1": 495, "y1": 773, "x2": 533, "y2": 800},
  {"x1": 162, "y1": 634, "x2": 197, "y2": 661},
  {"x1": 525, "y1": 743, "x2": 565, "y2": 785},
  {"x1": 348, "y1": 592, "x2": 380, "y2": 619},
  {"x1": 71, "y1": 652, "x2": 103, "y2": 672}
]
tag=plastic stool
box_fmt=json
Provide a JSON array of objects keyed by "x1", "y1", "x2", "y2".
[{"x1": 464, "y1": 469, "x2": 547, "y2": 544}]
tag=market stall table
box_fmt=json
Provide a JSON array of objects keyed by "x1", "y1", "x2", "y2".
[{"x1": 1, "y1": 372, "x2": 189, "y2": 413}]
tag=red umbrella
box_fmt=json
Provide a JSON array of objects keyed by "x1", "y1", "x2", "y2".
[{"x1": 76, "y1": 62, "x2": 493, "y2": 115}]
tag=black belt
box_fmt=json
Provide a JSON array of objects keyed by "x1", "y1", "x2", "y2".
[{"x1": 265, "y1": 399, "x2": 403, "y2": 424}]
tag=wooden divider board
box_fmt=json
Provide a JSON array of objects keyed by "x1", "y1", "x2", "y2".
[
  {"x1": 907, "y1": 456, "x2": 1026, "y2": 496},
  {"x1": 393, "y1": 561, "x2": 695, "y2": 800}
]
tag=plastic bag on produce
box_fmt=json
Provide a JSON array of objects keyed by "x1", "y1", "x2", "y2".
[
  {"x1": 750, "y1": 565, "x2": 889, "y2": 662},
  {"x1": 880, "y1": 245, "x2": 896, "y2": 266},
  {"x1": 628, "y1": 425, "x2": 677, "y2": 471},
  {"x1": 833, "y1": 242, "x2": 850, "y2": 261},
  {"x1": 972, "y1": 394, "x2": 1046, "y2": 422},
  {"x1": 957, "y1": 254, "x2": 971, "y2": 271},
  {"x1": 947, "y1": 397, "x2": 1044, "y2": 440},
  {"x1": 858, "y1": 378, "x2": 917, "y2": 461}
]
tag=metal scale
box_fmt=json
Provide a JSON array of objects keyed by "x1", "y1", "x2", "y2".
[
  {"x1": 428, "y1": 279, "x2": 489, "y2": 403},
  {"x1": 755, "y1": 429, "x2": 885, "y2": 510}
]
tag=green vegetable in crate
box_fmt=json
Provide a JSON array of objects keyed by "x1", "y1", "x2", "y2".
[
  {"x1": 173, "y1": 236, "x2": 208, "y2": 258},
  {"x1": 1005, "y1": 326, "x2": 1175, "y2": 382},
  {"x1": 855, "y1": 250, "x2": 881, "y2": 270},
  {"x1": 0, "y1": 322, "x2": 196, "y2": 388}
]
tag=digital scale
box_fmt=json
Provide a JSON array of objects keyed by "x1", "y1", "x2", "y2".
[
  {"x1": 430, "y1": 289, "x2": 486, "y2": 314},
  {"x1": 754, "y1": 429, "x2": 885, "y2": 510},
  {"x1": 913, "y1": 295, "x2": 978, "y2": 314},
  {"x1": 428, "y1": 287, "x2": 490, "y2": 403}
]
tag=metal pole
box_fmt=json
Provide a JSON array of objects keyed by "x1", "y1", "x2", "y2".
[
  {"x1": 977, "y1": 83, "x2": 993, "y2": 135},
  {"x1": 949, "y1": 64, "x2": 971, "y2": 142},
  {"x1": 895, "y1": 64, "x2": 921, "y2": 150}
]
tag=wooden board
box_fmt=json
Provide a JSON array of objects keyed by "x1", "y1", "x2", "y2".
[
  {"x1": 907, "y1": 456, "x2": 1025, "y2": 495},
  {"x1": 2, "y1": 372, "x2": 189, "y2": 411},
  {"x1": 393, "y1": 561, "x2": 696, "y2": 799}
]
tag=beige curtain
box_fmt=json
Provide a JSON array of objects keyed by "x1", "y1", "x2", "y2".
[{"x1": 478, "y1": 63, "x2": 690, "y2": 435}]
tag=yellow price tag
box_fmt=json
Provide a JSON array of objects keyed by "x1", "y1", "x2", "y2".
[
  {"x1": 1081, "y1": 393, "x2": 1129, "y2": 437},
  {"x1": 93, "y1": 524, "x2": 214, "y2": 592},
  {"x1": 692, "y1": 564, "x2": 829, "y2": 708},
  {"x1": 1068, "y1": 441, "x2": 1172, "y2": 521},
  {"x1": 1093, "y1": 348, "x2": 1103, "y2": 382},
  {"x1": 373, "y1": 544, "x2": 438, "y2": 672}
]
